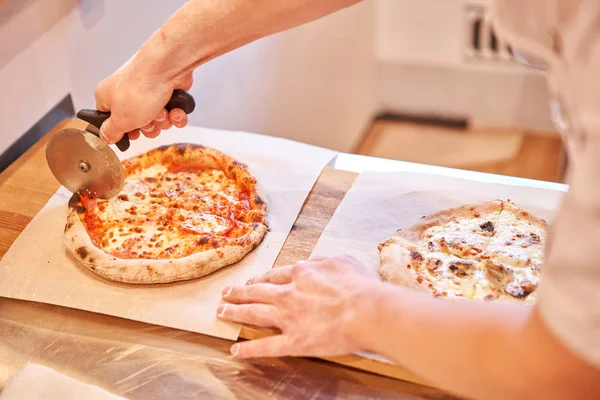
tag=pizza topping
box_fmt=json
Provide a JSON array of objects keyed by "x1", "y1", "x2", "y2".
[
  {"x1": 484, "y1": 260, "x2": 514, "y2": 287},
  {"x1": 71, "y1": 147, "x2": 268, "y2": 261},
  {"x1": 479, "y1": 221, "x2": 495, "y2": 235},
  {"x1": 426, "y1": 258, "x2": 443, "y2": 272},
  {"x1": 505, "y1": 278, "x2": 537, "y2": 298},
  {"x1": 448, "y1": 260, "x2": 475, "y2": 277},
  {"x1": 522, "y1": 233, "x2": 541, "y2": 247},
  {"x1": 380, "y1": 201, "x2": 546, "y2": 304}
]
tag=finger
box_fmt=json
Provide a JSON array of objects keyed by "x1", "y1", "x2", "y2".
[
  {"x1": 94, "y1": 81, "x2": 110, "y2": 112},
  {"x1": 98, "y1": 118, "x2": 123, "y2": 144},
  {"x1": 153, "y1": 109, "x2": 172, "y2": 130},
  {"x1": 127, "y1": 130, "x2": 141, "y2": 140},
  {"x1": 140, "y1": 122, "x2": 160, "y2": 139},
  {"x1": 231, "y1": 336, "x2": 289, "y2": 359},
  {"x1": 169, "y1": 108, "x2": 188, "y2": 128},
  {"x1": 246, "y1": 266, "x2": 293, "y2": 286},
  {"x1": 217, "y1": 303, "x2": 278, "y2": 328},
  {"x1": 178, "y1": 72, "x2": 194, "y2": 91},
  {"x1": 222, "y1": 283, "x2": 283, "y2": 305}
]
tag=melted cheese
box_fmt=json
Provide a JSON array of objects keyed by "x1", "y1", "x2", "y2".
[
  {"x1": 423, "y1": 211, "x2": 501, "y2": 259},
  {"x1": 85, "y1": 198, "x2": 232, "y2": 259},
  {"x1": 120, "y1": 169, "x2": 248, "y2": 218},
  {"x1": 413, "y1": 205, "x2": 543, "y2": 303}
]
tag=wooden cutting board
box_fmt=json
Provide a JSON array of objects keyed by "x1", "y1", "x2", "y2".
[
  {"x1": 237, "y1": 167, "x2": 426, "y2": 385},
  {"x1": 0, "y1": 119, "x2": 426, "y2": 386}
]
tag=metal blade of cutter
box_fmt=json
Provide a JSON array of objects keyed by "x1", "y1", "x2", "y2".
[{"x1": 46, "y1": 127, "x2": 125, "y2": 199}]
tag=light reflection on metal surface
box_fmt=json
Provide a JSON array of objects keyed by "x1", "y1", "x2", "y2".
[{"x1": 0, "y1": 298, "x2": 450, "y2": 399}]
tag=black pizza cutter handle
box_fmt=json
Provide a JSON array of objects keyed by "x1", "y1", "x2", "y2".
[{"x1": 76, "y1": 89, "x2": 196, "y2": 152}]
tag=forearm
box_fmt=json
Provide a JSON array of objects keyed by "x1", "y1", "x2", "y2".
[
  {"x1": 361, "y1": 284, "x2": 598, "y2": 399},
  {"x1": 131, "y1": 0, "x2": 361, "y2": 83}
]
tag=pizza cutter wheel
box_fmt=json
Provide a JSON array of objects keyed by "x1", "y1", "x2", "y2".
[{"x1": 46, "y1": 90, "x2": 196, "y2": 199}]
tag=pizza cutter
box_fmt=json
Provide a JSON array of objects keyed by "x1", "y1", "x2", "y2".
[{"x1": 46, "y1": 89, "x2": 195, "y2": 199}]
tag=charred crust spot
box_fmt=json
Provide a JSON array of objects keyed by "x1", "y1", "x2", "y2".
[
  {"x1": 68, "y1": 193, "x2": 82, "y2": 207},
  {"x1": 410, "y1": 251, "x2": 423, "y2": 261},
  {"x1": 480, "y1": 221, "x2": 495, "y2": 234},
  {"x1": 76, "y1": 247, "x2": 88, "y2": 259},
  {"x1": 406, "y1": 264, "x2": 411, "y2": 269},
  {"x1": 506, "y1": 278, "x2": 537, "y2": 298},
  {"x1": 427, "y1": 259, "x2": 443, "y2": 272},
  {"x1": 427, "y1": 241, "x2": 435, "y2": 251},
  {"x1": 176, "y1": 144, "x2": 187, "y2": 155},
  {"x1": 198, "y1": 236, "x2": 210, "y2": 245},
  {"x1": 75, "y1": 206, "x2": 86, "y2": 214},
  {"x1": 144, "y1": 177, "x2": 156, "y2": 183},
  {"x1": 449, "y1": 261, "x2": 473, "y2": 277},
  {"x1": 484, "y1": 294, "x2": 495, "y2": 301},
  {"x1": 88, "y1": 258, "x2": 95, "y2": 264},
  {"x1": 179, "y1": 143, "x2": 206, "y2": 150},
  {"x1": 254, "y1": 196, "x2": 264, "y2": 205},
  {"x1": 65, "y1": 221, "x2": 74, "y2": 231},
  {"x1": 529, "y1": 233, "x2": 541, "y2": 244},
  {"x1": 118, "y1": 194, "x2": 129, "y2": 201},
  {"x1": 416, "y1": 275, "x2": 424, "y2": 284},
  {"x1": 474, "y1": 213, "x2": 481, "y2": 218}
]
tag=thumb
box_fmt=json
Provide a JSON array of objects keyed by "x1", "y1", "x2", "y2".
[
  {"x1": 231, "y1": 335, "x2": 289, "y2": 359},
  {"x1": 99, "y1": 118, "x2": 122, "y2": 144}
]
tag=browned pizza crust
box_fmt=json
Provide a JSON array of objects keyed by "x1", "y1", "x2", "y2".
[
  {"x1": 64, "y1": 211, "x2": 267, "y2": 284},
  {"x1": 63, "y1": 143, "x2": 268, "y2": 285},
  {"x1": 378, "y1": 199, "x2": 548, "y2": 303}
]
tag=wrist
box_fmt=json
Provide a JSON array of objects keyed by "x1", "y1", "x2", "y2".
[
  {"x1": 354, "y1": 282, "x2": 413, "y2": 355},
  {"x1": 346, "y1": 281, "x2": 399, "y2": 353},
  {"x1": 128, "y1": 30, "x2": 187, "y2": 87}
]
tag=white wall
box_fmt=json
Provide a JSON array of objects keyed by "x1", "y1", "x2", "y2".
[
  {"x1": 66, "y1": 0, "x2": 376, "y2": 152},
  {"x1": 374, "y1": 0, "x2": 556, "y2": 132},
  {"x1": 0, "y1": 0, "x2": 76, "y2": 155},
  {"x1": 1, "y1": 0, "x2": 375, "y2": 155}
]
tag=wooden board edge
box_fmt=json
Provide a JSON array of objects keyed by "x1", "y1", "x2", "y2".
[{"x1": 239, "y1": 326, "x2": 430, "y2": 386}]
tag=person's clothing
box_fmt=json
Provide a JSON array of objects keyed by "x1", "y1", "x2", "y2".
[{"x1": 491, "y1": 0, "x2": 600, "y2": 366}]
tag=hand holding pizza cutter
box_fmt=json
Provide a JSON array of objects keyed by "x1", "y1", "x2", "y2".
[{"x1": 45, "y1": 90, "x2": 195, "y2": 199}]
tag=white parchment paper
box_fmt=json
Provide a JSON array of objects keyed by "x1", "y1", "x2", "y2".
[
  {"x1": 0, "y1": 127, "x2": 336, "y2": 340},
  {"x1": 310, "y1": 170, "x2": 567, "y2": 364},
  {"x1": 311, "y1": 170, "x2": 566, "y2": 267}
]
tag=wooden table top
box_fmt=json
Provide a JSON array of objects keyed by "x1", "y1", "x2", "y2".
[{"x1": 0, "y1": 119, "x2": 453, "y2": 399}]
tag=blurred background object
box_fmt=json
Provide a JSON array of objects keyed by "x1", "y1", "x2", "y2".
[{"x1": 0, "y1": 0, "x2": 563, "y2": 181}]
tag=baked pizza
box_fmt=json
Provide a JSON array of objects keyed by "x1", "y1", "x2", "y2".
[
  {"x1": 378, "y1": 200, "x2": 547, "y2": 304},
  {"x1": 64, "y1": 143, "x2": 268, "y2": 284}
]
